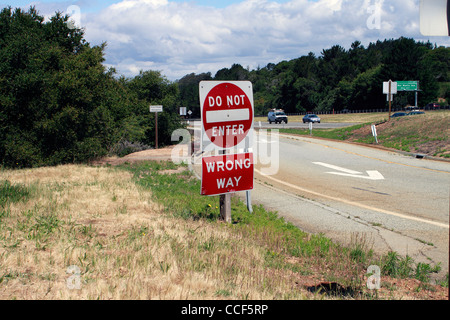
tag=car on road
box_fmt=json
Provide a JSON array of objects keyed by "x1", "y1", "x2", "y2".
[
  {"x1": 268, "y1": 110, "x2": 288, "y2": 124},
  {"x1": 303, "y1": 114, "x2": 321, "y2": 123},
  {"x1": 391, "y1": 112, "x2": 407, "y2": 118},
  {"x1": 407, "y1": 111, "x2": 425, "y2": 116},
  {"x1": 426, "y1": 103, "x2": 440, "y2": 109}
]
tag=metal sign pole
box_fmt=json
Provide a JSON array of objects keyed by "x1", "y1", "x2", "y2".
[
  {"x1": 155, "y1": 111, "x2": 158, "y2": 149},
  {"x1": 150, "y1": 105, "x2": 163, "y2": 149},
  {"x1": 220, "y1": 193, "x2": 231, "y2": 223},
  {"x1": 388, "y1": 80, "x2": 392, "y2": 120},
  {"x1": 245, "y1": 141, "x2": 253, "y2": 214},
  {"x1": 219, "y1": 150, "x2": 231, "y2": 223}
]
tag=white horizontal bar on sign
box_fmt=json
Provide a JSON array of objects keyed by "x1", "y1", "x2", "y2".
[{"x1": 206, "y1": 109, "x2": 250, "y2": 123}]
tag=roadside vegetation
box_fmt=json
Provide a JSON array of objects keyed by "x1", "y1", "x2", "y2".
[{"x1": 0, "y1": 162, "x2": 447, "y2": 300}]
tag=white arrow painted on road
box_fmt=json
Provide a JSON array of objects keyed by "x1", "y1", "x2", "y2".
[{"x1": 313, "y1": 162, "x2": 385, "y2": 180}]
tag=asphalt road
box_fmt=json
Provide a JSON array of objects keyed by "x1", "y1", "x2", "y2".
[
  {"x1": 248, "y1": 132, "x2": 449, "y2": 279},
  {"x1": 254, "y1": 121, "x2": 358, "y2": 129},
  {"x1": 186, "y1": 119, "x2": 358, "y2": 130}
]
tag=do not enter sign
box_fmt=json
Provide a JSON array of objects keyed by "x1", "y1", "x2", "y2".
[{"x1": 200, "y1": 81, "x2": 254, "y2": 151}]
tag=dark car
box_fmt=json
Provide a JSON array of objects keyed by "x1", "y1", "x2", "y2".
[
  {"x1": 407, "y1": 111, "x2": 425, "y2": 115},
  {"x1": 391, "y1": 112, "x2": 407, "y2": 118},
  {"x1": 303, "y1": 114, "x2": 321, "y2": 123}
]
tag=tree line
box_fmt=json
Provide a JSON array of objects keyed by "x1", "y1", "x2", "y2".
[
  {"x1": 178, "y1": 39, "x2": 449, "y2": 117},
  {"x1": 0, "y1": 7, "x2": 182, "y2": 168},
  {"x1": 1, "y1": 7, "x2": 448, "y2": 168}
]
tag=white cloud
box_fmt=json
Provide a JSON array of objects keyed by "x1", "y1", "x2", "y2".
[{"x1": 77, "y1": 0, "x2": 449, "y2": 80}]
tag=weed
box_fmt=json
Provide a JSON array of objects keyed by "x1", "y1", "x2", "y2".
[
  {"x1": 198, "y1": 237, "x2": 216, "y2": 252},
  {"x1": 381, "y1": 251, "x2": 414, "y2": 278},
  {"x1": 127, "y1": 225, "x2": 149, "y2": 242},
  {"x1": 435, "y1": 273, "x2": 449, "y2": 287},
  {"x1": 158, "y1": 261, "x2": 171, "y2": 273},
  {"x1": 215, "y1": 289, "x2": 232, "y2": 297},
  {"x1": 0, "y1": 180, "x2": 31, "y2": 208},
  {"x1": 415, "y1": 262, "x2": 441, "y2": 282}
]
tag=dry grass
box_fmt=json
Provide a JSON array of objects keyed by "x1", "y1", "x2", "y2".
[
  {"x1": 0, "y1": 165, "x2": 304, "y2": 300},
  {"x1": 0, "y1": 165, "x2": 160, "y2": 299}
]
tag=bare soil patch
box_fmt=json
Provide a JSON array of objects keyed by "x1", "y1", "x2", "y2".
[{"x1": 90, "y1": 146, "x2": 175, "y2": 166}]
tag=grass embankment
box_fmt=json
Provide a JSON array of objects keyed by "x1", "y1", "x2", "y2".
[
  {"x1": 273, "y1": 111, "x2": 450, "y2": 158},
  {"x1": 0, "y1": 163, "x2": 447, "y2": 300}
]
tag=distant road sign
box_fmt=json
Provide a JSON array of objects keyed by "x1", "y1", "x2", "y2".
[
  {"x1": 150, "y1": 105, "x2": 163, "y2": 112},
  {"x1": 383, "y1": 81, "x2": 397, "y2": 94},
  {"x1": 200, "y1": 81, "x2": 253, "y2": 151},
  {"x1": 396, "y1": 81, "x2": 418, "y2": 91}
]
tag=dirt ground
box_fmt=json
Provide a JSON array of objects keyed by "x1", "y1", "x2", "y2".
[{"x1": 90, "y1": 146, "x2": 176, "y2": 166}]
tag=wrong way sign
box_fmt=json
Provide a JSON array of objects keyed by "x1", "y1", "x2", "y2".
[
  {"x1": 199, "y1": 81, "x2": 254, "y2": 151},
  {"x1": 201, "y1": 152, "x2": 254, "y2": 196}
]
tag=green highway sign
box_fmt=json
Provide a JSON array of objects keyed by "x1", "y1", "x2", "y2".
[{"x1": 396, "y1": 81, "x2": 418, "y2": 91}]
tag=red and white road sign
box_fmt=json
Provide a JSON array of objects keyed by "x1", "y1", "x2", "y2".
[
  {"x1": 200, "y1": 81, "x2": 253, "y2": 151},
  {"x1": 201, "y1": 152, "x2": 254, "y2": 196}
]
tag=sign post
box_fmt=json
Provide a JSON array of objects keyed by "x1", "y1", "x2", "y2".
[
  {"x1": 383, "y1": 80, "x2": 397, "y2": 120},
  {"x1": 371, "y1": 124, "x2": 378, "y2": 144},
  {"x1": 199, "y1": 81, "x2": 254, "y2": 223},
  {"x1": 150, "y1": 105, "x2": 163, "y2": 149}
]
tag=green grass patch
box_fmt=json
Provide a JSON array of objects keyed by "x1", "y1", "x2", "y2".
[
  {"x1": 277, "y1": 123, "x2": 369, "y2": 140},
  {"x1": 0, "y1": 180, "x2": 33, "y2": 221},
  {"x1": 0, "y1": 180, "x2": 31, "y2": 208}
]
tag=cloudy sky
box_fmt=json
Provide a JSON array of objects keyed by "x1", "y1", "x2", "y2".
[{"x1": 4, "y1": 0, "x2": 450, "y2": 80}]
